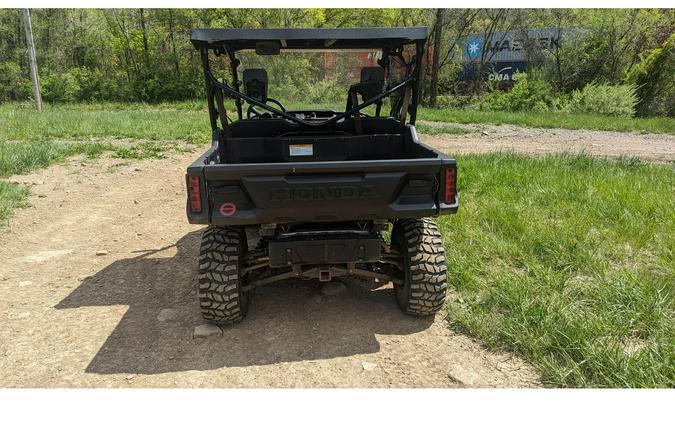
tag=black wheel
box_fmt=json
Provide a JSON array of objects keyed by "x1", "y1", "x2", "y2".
[
  {"x1": 392, "y1": 218, "x2": 448, "y2": 316},
  {"x1": 198, "y1": 226, "x2": 249, "y2": 325}
]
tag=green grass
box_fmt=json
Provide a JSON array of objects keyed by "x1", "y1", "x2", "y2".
[
  {"x1": 0, "y1": 182, "x2": 29, "y2": 227},
  {"x1": 440, "y1": 153, "x2": 675, "y2": 387},
  {"x1": 415, "y1": 122, "x2": 474, "y2": 136},
  {"x1": 418, "y1": 107, "x2": 675, "y2": 135},
  {"x1": 0, "y1": 102, "x2": 210, "y2": 143},
  {"x1": 0, "y1": 140, "x2": 119, "y2": 178}
]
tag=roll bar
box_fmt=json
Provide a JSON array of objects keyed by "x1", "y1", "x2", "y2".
[
  {"x1": 206, "y1": 68, "x2": 415, "y2": 128},
  {"x1": 196, "y1": 29, "x2": 426, "y2": 132}
]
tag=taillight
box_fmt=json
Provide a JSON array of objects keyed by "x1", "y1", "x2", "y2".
[
  {"x1": 188, "y1": 175, "x2": 202, "y2": 213},
  {"x1": 443, "y1": 167, "x2": 456, "y2": 204}
]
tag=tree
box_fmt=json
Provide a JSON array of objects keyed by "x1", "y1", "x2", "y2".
[
  {"x1": 0, "y1": 8, "x2": 671, "y2": 111},
  {"x1": 628, "y1": 33, "x2": 675, "y2": 117},
  {"x1": 428, "y1": 8, "x2": 444, "y2": 107}
]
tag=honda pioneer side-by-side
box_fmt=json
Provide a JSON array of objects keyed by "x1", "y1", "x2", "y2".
[{"x1": 186, "y1": 27, "x2": 458, "y2": 325}]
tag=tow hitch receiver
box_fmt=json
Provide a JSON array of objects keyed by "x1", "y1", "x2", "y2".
[
  {"x1": 319, "y1": 267, "x2": 332, "y2": 282},
  {"x1": 268, "y1": 234, "x2": 381, "y2": 268}
]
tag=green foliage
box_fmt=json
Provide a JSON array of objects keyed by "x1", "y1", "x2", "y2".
[
  {"x1": 553, "y1": 10, "x2": 674, "y2": 92},
  {"x1": 41, "y1": 67, "x2": 122, "y2": 102},
  {"x1": 430, "y1": 9, "x2": 673, "y2": 117},
  {"x1": 42, "y1": 70, "x2": 80, "y2": 102},
  {"x1": 1, "y1": 8, "x2": 427, "y2": 104},
  {"x1": 40, "y1": 66, "x2": 202, "y2": 103},
  {"x1": 305, "y1": 78, "x2": 344, "y2": 104},
  {"x1": 238, "y1": 50, "x2": 361, "y2": 104},
  {"x1": 474, "y1": 72, "x2": 554, "y2": 113},
  {"x1": 0, "y1": 62, "x2": 32, "y2": 101},
  {"x1": 443, "y1": 153, "x2": 675, "y2": 387},
  {"x1": 437, "y1": 61, "x2": 462, "y2": 94},
  {"x1": 132, "y1": 69, "x2": 203, "y2": 102},
  {"x1": 0, "y1": 181, "x2": 29, "y2": 227},
  {"x1": 2, "y1": 8, "x2": 672, "y2": 118},
  {"x1": 569, "y1": 83, "x2": 637, "y2": 117},
  {"x1": 435, "y1": 95, "x2": 473, "y2": 109},
  {"x1": 449, "y1": 73, "x2": 638, "y2": 118},
  {"x1": 70, "y1": 67, "x2": 114, "y2": 101},
  {"x1": 627, "y1": 33, "x2": 675, "y2": 117}
]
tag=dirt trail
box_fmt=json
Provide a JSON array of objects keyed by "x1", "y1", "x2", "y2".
[
  {"x1": 0, "y1": 150, "x2": 541, "y2": 388},
  {"x1": 422, "y1": 122, "x2": 675, "y2": 162}
]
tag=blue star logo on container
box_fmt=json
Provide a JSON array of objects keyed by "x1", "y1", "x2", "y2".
[{"x1": 466, "y1": 36, "x2": 483, "y2": 60}]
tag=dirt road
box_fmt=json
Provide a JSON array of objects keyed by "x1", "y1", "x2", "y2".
[
  {"x1": 422, "y1": 122, "x2": 675, "y2": 162},
  {"x1": 0, "y1": 150, "x2": 541, "y2": 388}
]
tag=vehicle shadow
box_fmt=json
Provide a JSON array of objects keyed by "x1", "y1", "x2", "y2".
[{"x1": 56, "y1": 229, "x2": 433, "y2": 375}]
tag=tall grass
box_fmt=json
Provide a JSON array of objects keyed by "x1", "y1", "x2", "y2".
[
  {"x1": 0, "y1": 182, "x2": 28, "y2": 227},
  {"x1": 0, "y1": 140, "x2": 118, "y2": 178},
  {"x1": 442, "y1": 153, "x2": 675, "y2": 387},
  {"x1": 0, "y1": 103, "x2": 210, "y2": 143}
]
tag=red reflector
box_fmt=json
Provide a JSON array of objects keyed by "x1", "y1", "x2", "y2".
[
  {"x1": 444, "y1": 167, "x2": 456, "y2": 204},
  {"x1": 188, "y1": 175, "x2": 202, "y2": 213}
]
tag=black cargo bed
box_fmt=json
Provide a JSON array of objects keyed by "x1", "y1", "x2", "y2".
[
  {"x1": 224, "y1": 133, "x2": 437, "y2": 164},
  {"x1": 186, "y1": 123, "x2": 457, "y2": 226}
]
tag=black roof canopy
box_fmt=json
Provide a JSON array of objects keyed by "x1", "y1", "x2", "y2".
[{"x1": 190, "y1": 27, "x2": 428, "y2": 51}]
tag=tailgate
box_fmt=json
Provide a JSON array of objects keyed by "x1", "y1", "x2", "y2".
[{"x1": 189, "y1": 156, "x2": 456, "y2": 225}]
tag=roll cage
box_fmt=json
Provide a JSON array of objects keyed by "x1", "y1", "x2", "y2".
[{"x1": 190, "y1": 27, "x2": 428, "y2": 132}]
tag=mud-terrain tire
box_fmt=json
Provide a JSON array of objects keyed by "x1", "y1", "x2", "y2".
[
  {"x1": 198, "y1": 226, "x2": 249, "y2": 325},
  {"x1": 392, "y1": 218, "x2": 448, "y2": 316}
]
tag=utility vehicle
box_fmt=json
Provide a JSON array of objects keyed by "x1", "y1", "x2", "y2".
[{"x1": 186, "y1": 27, "x2": 458, "y2": 325}]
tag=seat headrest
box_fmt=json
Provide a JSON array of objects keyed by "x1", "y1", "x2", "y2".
[
  {"x1": 243, "y1": 68, "x2": 268, "y2": 102},
  {"x1": 360, "y1": 67, "x2": 385, "y2": 86},
  {"x1": 348, "y1": 67, "x2": 385, "y2": 102}
]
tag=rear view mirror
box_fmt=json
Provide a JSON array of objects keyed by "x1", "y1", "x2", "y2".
[{"x1": 255, "y1": 41, "x2": 281, "y2": 55}]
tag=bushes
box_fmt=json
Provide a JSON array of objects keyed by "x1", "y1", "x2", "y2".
[
  {"x1": 436, "y1": 95, "x2": 474, "y2": 109},
  {"x1": 0, "y1": 62, "x2": 32, "y2": 102},
  {"x1": 568, "y1": 83, "x2": 637, "y2": 117},
  {"x1": 305, "y1": 78, "x2": 343, "y2": 104},
  {"x1": 42, "y1": 67, "x2": 118, "y2": 103},
  {"x1": 474, "y1": 72, "x2": 554, "y2": 113},
  {"x1": 71, "y1": 67, "x2": 118, "y2": 101},
  {"x1": 132, "y1": 70, "x2": 203, "y2": 103},
  {"x1": 35, "y1": 61, "x2": 346, "y2": 105},
  {"x1": 40, "y1": 66, "x2": 203, "y2": 103},
  {"x1": 42, "y1": 71, "x2": 80, "y2": 103},
  {"x1": 446, "y1": 72, "x2": 638, "y2": 118},
  {"x1": 627, "y1": 33, "x2": 675, "y2": 117}
]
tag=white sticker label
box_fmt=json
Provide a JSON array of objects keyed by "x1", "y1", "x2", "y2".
[{"x1": 289, "y1": 144, "x2": 313, "y2": 156}]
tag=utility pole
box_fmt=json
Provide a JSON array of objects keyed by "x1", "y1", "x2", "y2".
[
  {"x1": 429, "y1": 8, "x2": 445, "y2": 108},
  {"x1": 22, "y1": 9, "x2": 42, "y2": 112}
]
